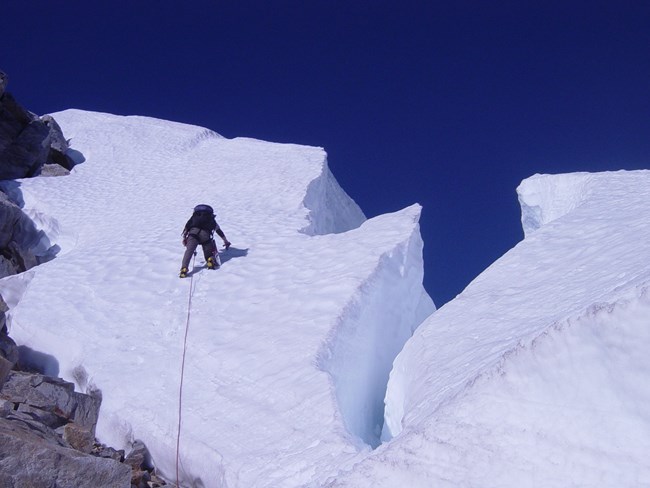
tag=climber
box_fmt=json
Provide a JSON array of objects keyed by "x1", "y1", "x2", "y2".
[{"x1": 180, "y1": 204, "x2": 231, "y2": 278}]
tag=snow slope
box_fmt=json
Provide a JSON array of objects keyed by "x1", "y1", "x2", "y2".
[
  {"x1": 4, "y1": 109, "x2": 646, "y2": 488},
  {"x1": 328, "y1": 171, "x2": 650, "y2": 488},
  {"x1": 0, "y1": 110, "x2": 434, "y2": 487}
]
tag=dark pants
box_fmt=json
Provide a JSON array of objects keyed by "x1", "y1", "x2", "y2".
[{"x1": 181, "y1": 233, "x2": 217, "y2": 269}]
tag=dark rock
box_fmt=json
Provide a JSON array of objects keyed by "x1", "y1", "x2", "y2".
[
  {"x1": 125, "y1": 440, "x2": 159, "y2": 487},
  {"x1": 0, "y1": 295, "x2": 9, "y2": 320},
  {"x1": 131, "y1": 467, "x2": 151, "y2": 488},
  {"x1": 0, "y1": 69, "x2": 75, "y2": 180},
  {"x1": 0, "y1": 192, "x2": 24, "y2": 277},
  {"x1": 18, "y1": 402, "x2": 68, "y2": 429},
  {"x1": 0, "y1": 92, "x2": 49, "y2": 178},
  {"x1": 0, "y1": 371, "x2": 101, "y2": 433},
  {"x1": 0, "y1": 370, "x2": 71, "y2": 403},
  {"x1": 69, "y1": 389, "x2": 102, "y2": 432},
  {"x1": 0, "y1": 298, "x2": 18, "y2": 364},
  {"x1": 0, "y1": 71, "x2": 7, "y2": 97},
  {"x1": 40, "y1": 162, "x2": 70, "y2": 177},
  {"x1": 0, "y1": 191, "x2": 55, "y2": 279},
  {"x1": 2, "y1": 408, "x2": 70, "y2": 447},
  {"x1": 0, "y1": 293, "x2": 8, "y2": 336},
  {"x1": 0, "y1": 366, "x2": 168, "y2": 486},
  {"x1": 0, "y1": 415, "x2": 132, "y2": 488},
  {"x1": 148, "y1": 473, "x2": 169, "y2": 487},
  {"x1": 124, "y1": 440, "x2": 153, "y2": 471},
  {"x1": 0, "y1": 397, "x2": 12, "y2": 417},
  {"x1": 42, "y1": 114, "x2": 74, "y2": 170},
  {"x1": 62, "y1": 422, "x2": 96, "y2": 453},
  {"x1": 0, "y1": 329, "x2": 18, "y2": 365},
  {"x1": 93, "y1": 443, "x2": 125, "y2": 462},
  {"x1": 0, "y1": 356, "x2": 11, "y2": 390}
]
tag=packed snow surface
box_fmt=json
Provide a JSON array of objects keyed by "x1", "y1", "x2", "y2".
[
  {"x1": 329, "y1": 171, "x2": 650, "y2": 487},
  {"x1": 3, "y1": 110, "x2": 648, "y2": 488},
  {"x1": 0, "y1": 110, "x2": 434, "y2": 487}
]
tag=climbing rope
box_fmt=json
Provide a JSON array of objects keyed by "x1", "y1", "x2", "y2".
[{"x1": 176, "y1": 252, "x2": 196, "y2": 487}]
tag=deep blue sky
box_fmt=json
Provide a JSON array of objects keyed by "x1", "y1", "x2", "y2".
[{"x1": 3, "y1": 1, "x2": 650, "y2": 305}]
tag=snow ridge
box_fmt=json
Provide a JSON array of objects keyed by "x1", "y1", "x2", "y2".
[
  {"x1": 1, "y1": 110, "x2": 433, "y2": 488},
  {"x1": 334, "y1": 170, "x2": 650, "y2": 488}
]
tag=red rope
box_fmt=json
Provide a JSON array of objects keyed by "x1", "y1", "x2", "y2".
[{"x1": 176, "y1": 252, "x2": 196, "y2": 487}]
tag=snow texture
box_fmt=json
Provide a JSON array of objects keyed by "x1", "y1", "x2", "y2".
[
  {"x1": 331, "y1": 170, "x2": 650, "y2": 488},
  {"x1": 3, "y1": 109, "x2": 648, "y2": 488},
  {"x1": 0, "y1": 110, "x2": 434, "y2": 487}
]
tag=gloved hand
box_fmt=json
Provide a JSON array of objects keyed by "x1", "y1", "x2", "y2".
[
  {"x1": 182, "y1": 237, "x2": 188, "y2": 246},
  {"x1": 224, "y1": 240, "x2": 231, "y2": 250}
]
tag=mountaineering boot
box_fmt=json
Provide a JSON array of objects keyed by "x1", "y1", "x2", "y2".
[
  {"x1": 207, "y1": 257, "x2": 218, "y2": 270},
  {"x1": 179, "y1": 267, "x2": 188, "y2": 278}
]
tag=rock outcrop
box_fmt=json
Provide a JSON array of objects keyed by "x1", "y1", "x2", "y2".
[
  {"x1": 0, "y1": 296, "x2": 16, "y2": 382},
  {"x1": 0, "y1": 368, "x2": 127, "y2": 487},
  {"x1": 0, "y1": 407, "x2": 132, "y2": 488},
  {"x1": 0, "y1": 191, "x2": 52, "y2": 279},
  {"x1": 0, "y1": 69, "x2": 74, "y2": 180},
  {"x1": 0, "y1": 365, "x2": 168, "y2": 487}
]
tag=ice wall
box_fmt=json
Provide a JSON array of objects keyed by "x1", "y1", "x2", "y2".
[
  {"x1": 317, "y1": 206, "x2": 434, "y2": 447},
  {"x1": 301, "y1": 158, "x2": 366, "y2": 235},
  {"x1": 517, "y1": 172, "x2": 595, "y2": 236}
]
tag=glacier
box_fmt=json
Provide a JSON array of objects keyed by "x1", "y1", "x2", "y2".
[
  {"x1": 2, "y1": 109, "x2": 649, "y2": 488},
  {"x1": 0, "y1": 109, "x2": 434, "y2": 487},
  {"x1": 330, "y1": 171, "x2": 650, "y2": 487}
]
